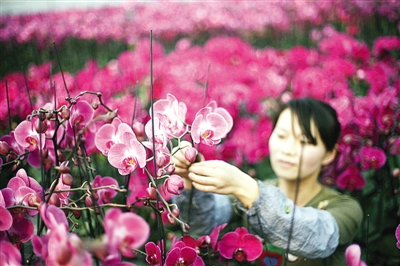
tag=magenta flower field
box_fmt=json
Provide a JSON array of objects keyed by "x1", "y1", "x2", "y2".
[{"x1": 0, "y1": 1, "x2": 399, "y2": 265}]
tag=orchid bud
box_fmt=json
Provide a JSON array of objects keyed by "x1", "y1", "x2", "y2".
[
  {"x1": 58, "y1": 151, "x2": 66, "y2": 162},
  {"x1": 171, "y1": 208, "x2": 180, "y2": 218},
  {"x1": 0, "y1": 141, "x2": 10, "y2": 155},
  {"x1": 62, "y1": 173, "x2": 74, "y2": 186},
  {"x1": 185, "y1": 147, "x2": 198, "y2": 163},
  {"x1": 393, "y1": 168, "x2": 400, "y2": 178},
  {"x1": 91, "y1": 101, "x2": 99, "y2": 110},
  {"x1": 48, "y1": 194, "x2": 60, "y2": 207},
  {"x1": 167, "y1": 214, "x2": 176, "y2": 225},
  {"x1": 38, "y1": 111, "x2": 47, "y2": 121},
  {"x1": 72, "y1": 209, "x2": 82, "y2": 219},
  {"x1": 184, "y1": 224, "x2": 190, "y2": 232},
  {"x1": 197, "y1": 235, "x2": 211, "y2": 247},
  {"x1": 157, "y1": 169, "x2": 165, "y2": 178},
  {"x1": 6, "y1": 153, "x2": 16, "y2": 163},
  {"x1": 61, "y1": 106, "x2": 70, "y2": 120},
  {"x1": 59, "y1": 163, "x2": 70, "y2": 174},
  {"x1": 166, "y1": 164, "x2": 175, "y2": 174},
  {"x1": 156, "y1": 155, "x2": 167, "y2": 168},
  {"x1": 35, "y1": 119, "x2": 48, "y2": 133},
  {"x1": 28, "y1": 193, "x2": 43, "y2": 207},
  {"x1": 146, "y1": 187, "x2": 157, "y2": 200},
  {"x1": 85, "y1": 195, "x2": 93, "y2": 207},
  {"x1": 163, "y1": 175, "x2": 184, "y2": 195}
]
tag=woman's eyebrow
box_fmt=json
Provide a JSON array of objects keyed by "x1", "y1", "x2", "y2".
[{"x1": 275, "y1": 126, "x2": 305, "y2": 138}]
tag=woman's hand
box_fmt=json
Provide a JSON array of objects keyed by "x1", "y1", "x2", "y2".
[
  {"x1": 188, "y1": 160, "x2": 260, "y2": 208},
  {"x1": 171, "y1": 140, "x2": 198, "y2": 190}
]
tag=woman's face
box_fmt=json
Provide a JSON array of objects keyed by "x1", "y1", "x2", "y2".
[{"x1": 268, "y1": 108, "x2": 334, "y2": 182}]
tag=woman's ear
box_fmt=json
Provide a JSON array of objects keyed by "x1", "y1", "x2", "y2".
[{"x1": 322, "y1": 146, "x2": 337, "y2": 166}]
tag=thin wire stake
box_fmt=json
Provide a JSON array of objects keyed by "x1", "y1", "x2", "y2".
[
  {"x1": 130, "y1": 80, "x2": 139, "y2": 128},
  {"x1": 187, "y1": 63, "x2": 211, "y2": 226},
  {"x1": 23, "y1": 71, "x2": 33, "y2": 111},
  {"x1": 283, "y1": 142, "x2": 304, "y2": 266},
  {"x1": 366, "y1": 213, "x2": 370, "y2": 263},
  {"x1": 149, "y1": 30, "x2": 165, "y2": 262},
  {"x1": 125, "y1": 81, "x2": 139, "y2": 201},
  {"x1": 203, "y1": 63, "x2": 210, "y2": 108},
  {"x1": 53, "y1": 42, "x2": 70, "y2": 98},
  {"x1": 5, "y1": 80, "x2": 12, "y2": 131}
]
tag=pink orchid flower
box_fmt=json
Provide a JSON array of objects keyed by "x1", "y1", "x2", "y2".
[
  {"x1": 197, "y1": 223, "x2": 227, "y2": 252},
  {"x1": 145, "y1": 242, "x2": 162, "y2": 266},
  {"x1": 54, "y1": 176, "x2": 71, "y2": 206},
  {"x1": 6, "y1": 216, "x2": 35, "y2": 249},
  {"x1": 345, "y1": 244, "x2": 366, "y2": 266},
  {"x1": 161, "y1": 174, "x2": 184, "y2": 196},
  {"x1": 14, "y1": 168, "x2": 42, "y2": 194},
  {"x1": 92, "y1": 175, "x2": 119, "y2": 204},
  {"x1": 69, "y1": 100, "x2": 94, "y2": 128},
  {"x1": 336, "y1": 166, "x2": 366, "y2": 192},
  {"x1": 49, "y1": 224, "x2": 92, "y2": 266},
  {"x1": 165, "y1": 240, "x2": 205, "y2": 266},
  {"x1": 218, "y1": 227, "x2": 263, "y2": 262},
  {"x1": 0, "y1": 240, "x2": 22, "y2": 266},
  {"x1": 103, "y1": 208, "x2": 150, "y2": 258},
  {"x1": 64, "y1": 100, "x2": 97, "y2": 151},
  {"x1": 396, "y1": 224, "x2": 400, "y2": 249},
  {"x1": 0, "y1": 132, "x2": 25, "y2": 158},
  {"x1": 39, "y1": 203, "x2": 69, "y2": 231},
  {"x1": 2, "y1": 174, "x2": 39, "y2": 219},
  {"x1": 143, "y1": 117, "x2": 170, "y2": 151},
  {"x1": 191, "y1": 106, "x2": 231, "y2": 146},
  {"x1": 108, "y1": 131, "x2": 147, "y2": 175},
  {"x1": 33, "y1": 219, "x2": 92, "y2": 266},
  {"x1": 152, "y1": 93, "x2": 187, "y2": 137},
  {"x1": 95, "y1": 118, "x2": 134, "y2": 156},
  {"x1": 205, "y1": 101, "x2": 233, "y2": 133},
  {"x1": 14, "y1": 119, "x2": 46, "y2": 152},
  {"x1": 359, "y1": 146, "x2": 386, "y2": 170},
  {"x1": 0, "y1": 190, "x2": 13, "y2": 231},
  {"x1": 102, "y1": 252, "x2": 137, "y2": 266}
]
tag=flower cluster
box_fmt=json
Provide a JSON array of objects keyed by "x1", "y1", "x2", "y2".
[
  {"x1": 1, "y1": 1, "x2": 398, "y2": 47},
  {"x1": 0, "y1": 89, "x2": 265, "y2": 265}
]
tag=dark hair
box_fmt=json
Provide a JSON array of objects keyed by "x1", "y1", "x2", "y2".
[{"x1": 272, "y1": 97, "x2": 341, "y2": 151}]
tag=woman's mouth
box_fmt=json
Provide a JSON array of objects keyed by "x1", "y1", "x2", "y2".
[{"x1": 277, "y1": 160, "x2": 296, "y2": 168}]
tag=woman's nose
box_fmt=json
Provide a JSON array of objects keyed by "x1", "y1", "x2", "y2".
[{"x1": 281, "y1": 137, "x2": 297, "y2": 155}]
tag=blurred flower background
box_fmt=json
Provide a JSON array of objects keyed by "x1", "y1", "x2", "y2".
[{"x1": 0, "y1": 0, "x2": 399, "y2": 265}]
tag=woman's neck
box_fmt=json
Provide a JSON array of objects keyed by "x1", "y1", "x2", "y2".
[{"x1": 278, "y1": 178, "x2": 322, "y2": 207}]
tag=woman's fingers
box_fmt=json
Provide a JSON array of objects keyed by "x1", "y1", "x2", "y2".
[
  {"x1": 192, "y1": 181, "x2": 216, "y2": 193},
  {"x1": 189, "y1": 160, "x2": 226, "y2": 177}
]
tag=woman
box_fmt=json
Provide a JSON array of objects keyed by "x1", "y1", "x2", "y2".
[{"x1": 172, "y1": 97, "x2": 363, "y2": 265}]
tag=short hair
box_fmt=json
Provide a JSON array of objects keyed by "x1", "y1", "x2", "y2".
[{"x1": 272, "y1": 97, "x2": 341, "y2": 151}]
